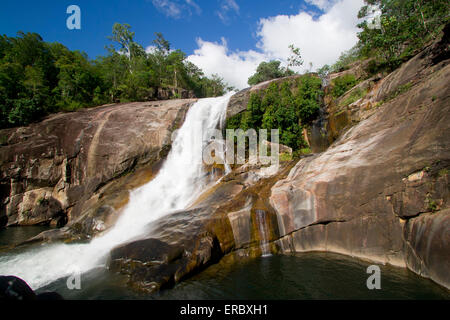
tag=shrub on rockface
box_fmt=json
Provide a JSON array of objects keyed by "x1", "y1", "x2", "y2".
[
  {"x1": 227, "y1": 75, "x2": 322, "y2": 150},
  {"x1": 331, "y1": 74, "x2": 358, "y2": 98},
  {"x1": 357, "y1": 0, "x2": 449, "y2": 71},
  {"x1": 247, "y1": 60, "x2": 294, "y2": 86}
]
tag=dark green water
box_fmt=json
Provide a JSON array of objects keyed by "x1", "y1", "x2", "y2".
[
  {"x1": 1, "y1": 227, "x2": 449, "y2": 300},
  {"x1": 36, "y1": 253, "x2": 450, "y2": 300},
  {"x1": 0, "y1": 226, "x2": 51, "y2": 247}
]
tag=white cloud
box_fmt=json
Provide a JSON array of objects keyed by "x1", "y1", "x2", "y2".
[
  {"x1": 145, "y1": 45, "x2": 157, "y2": 54},
  {"x1": 305, "y1": 0, "x2": 338, "y2": 11},
  {"x1": 188, "y1": 38, "x2": 266, "y2": 89},
  {"x1": 151, "y1": 0, "x2": 201, "y2": 18},
  {"x1": 151, "y1": 0, "x2": 181, "y2": 18},
  {"x1": 185, "y1": 0, "x2": 202, "y2": 15},
  {"x1": 216, "y1": 0, "x2": 240, "y2": 24},
  {"x1": 188, "y1": 0, "x2": 364, "y2": 89},
  {"x1": 256, "y1": 0, "x2": 364, "y2": 72}
]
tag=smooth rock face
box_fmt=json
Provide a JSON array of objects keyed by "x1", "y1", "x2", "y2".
[
  {"x1": 107, "y1": 161, "x2": 294, "y2": 292},
  {"x1": 108, "y1": 32, "x2": 450, "y2": 292},
  {"x1": 0, "y1": 99, "x2": 194, "y2": 228},
  {"x1": 403, "y1": 210, "x2": 450, "y2": 289},
  {"x1": 270, "y1": 34, "x2": 450, "y2": 288}
]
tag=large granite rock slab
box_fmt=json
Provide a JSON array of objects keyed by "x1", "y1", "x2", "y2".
[
  {"x1": 0, "y1": 99, "x2": 194, "y2": 229},
  {"x1": 270, "y1": 33, "x2": 450, "y2": 289}
]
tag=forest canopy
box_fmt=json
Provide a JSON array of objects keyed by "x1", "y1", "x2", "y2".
[{"x1": 0, "y1": 24, "x2": 231, "y2": 128}]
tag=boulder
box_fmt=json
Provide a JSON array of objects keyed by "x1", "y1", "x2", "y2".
[
  {"x1": 0, "y1": 275, "x2": 36, "y2": 300},
  {"x1": 0, "y1": 275, "x2": 63, "y2": 300}
]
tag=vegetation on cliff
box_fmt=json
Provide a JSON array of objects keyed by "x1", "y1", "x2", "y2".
[
  {"x1": 0, "y1": 24, "x2": 230, "y2": 128},
  {"x1": 229, "y1": 0, "x2": 449, "y2": 156},
  {"x1": 247, "y1": 44, "x2": 303, "y2": 86},
  {"x1": 322, "y1": 0, "x2": 450, "y2": 76},
  {"x1": 247, "y1": 61, "x2": 295, "y2": 86},
  {"x1": 227, "y1": 75, "x2": 322, "y2": 150}
]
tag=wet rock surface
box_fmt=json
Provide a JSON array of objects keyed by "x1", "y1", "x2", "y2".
[
  {"x1": 94, "y1": 32, "x2": 450, "y2": 292},
  {"x1": 0, "y1": 99, "x2": 194, "y2": 232},
  {"x1": 107, "y1": 161, "x2": 295, "y2": 293},
  {"x1": 1, "y1": 28, "x2": 449, "y2": 295},
  {"x1": 270, "y1": 33, "x2": 450, "y2": 289}
]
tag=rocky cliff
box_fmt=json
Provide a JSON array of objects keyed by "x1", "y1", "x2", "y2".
[
  {"x1": 1, "y1": 28, "x2": 448, "y2": 294},
  {"x1": 108, "y1": 29, "x2": 449, "y2": 291},
  {"x1": 270, "y1": 38, "x2": 450, "y2": 288},
  {"x1": 0, "y1": 99, "x2": 194, "y2": 233}
]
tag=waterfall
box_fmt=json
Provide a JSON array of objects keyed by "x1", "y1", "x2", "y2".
[
  {"x1": 0, "y1": 92, "x2": 234, "y2": 290},
  {"x1": 254, "y1": 209, "x2": 271, "y2": 257}
]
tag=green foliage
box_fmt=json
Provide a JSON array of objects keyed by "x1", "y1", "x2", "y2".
[
  {"x1": 248, "y1": 60, "x2": 294, "y2": 86},
  {"x1": 0, "y1": 25, "x2": 230, "y2": 128},
  {"x1": 0, "y1": 134, "x2": 7, "y2": 145},
  {"x1": 227, "y1": 75, "x2": 322, "y2": 150},
  {"x1": 287, "y1": 44, "x2": 303, "y2": 68},
  {"x1": 330, "y1": 46, "x2": 361, "y2": 73},
  {"x1": 426, "y1": 195, "x2": 438, "y2": 213},
  {"x1": 357, "y1": 0, "x2": 450, "y2": 71},
  {"x1": 279, "y1": 153, "x2": 293, "y2": 162},
  {"x1": 339, "y1": 88, "x2": 368, "y2": 107},
  {"x1": 317, "y1": 65, "x2": 331, "y2": 79},
  {"x1": 295, "y1": 75, "x2": 323, "y2": 123},
  {"x1": 300, "y1": 147, "x2": 312, "y2": 155},
  {"x1": 331, "y1": 74, "x2": 357, "y2": 98},
  {"x1": 7, "y1": 97, "x2": 45, "y2": 125}
]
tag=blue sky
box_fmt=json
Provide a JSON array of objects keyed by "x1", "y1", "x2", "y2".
[{"x1": 0, "y1": 0, "x2": 364, "y2": 89}]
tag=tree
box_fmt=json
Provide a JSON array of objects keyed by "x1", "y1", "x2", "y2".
[
  {"x1": 228, "y1": 75, "x2": 322, "y2": 150},
  {"x1": 287, "y1": 44, "x2": 303, "y2": 68},
  {"x1": 108, "y1": 23, "x2": 135, "y2": 60},
  {"x1": 357, "y1": 0, "x2": 449, "y2": 69},
  {"x1": 149, "y1": 32, "x2": 171, "y2": 87},
  {"x1": 317, "y1": 64, "x2": 331, "y2": 79},
  {"x1": 153, "y1": 32, "x2": 170, "y2": 56},
  {"x1": 166, "y1": 50, "x2": 186, "y2": 88},
  {"x1": 0, "y1": 25, "x2": 234, "y2": 129},
  {"x1": 248, "y1": 60, "x2": 294, "y2": 86}
]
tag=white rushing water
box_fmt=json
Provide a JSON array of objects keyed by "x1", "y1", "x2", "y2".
[
  {"x1": 254, "y1": 209, "x2": 272, "y2": 257},
  {"x1": 0, "y1": 92, "x2": 234, "y2": 290}
]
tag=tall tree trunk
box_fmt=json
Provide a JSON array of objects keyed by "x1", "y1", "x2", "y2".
[{"x1": 174, "y1": 68, "x2": 177, "y2": 88}]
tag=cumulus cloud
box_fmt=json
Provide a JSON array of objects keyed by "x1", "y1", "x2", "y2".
[
  {"x1": 257, "y1": 0, "x2": 363, "y2": 72},
  {"x1": 188, "y1": 0, "x2": 363, "y2": 89},
  {"x1": 216, "y1": 0, "x2": 240, "y2": 24},
  {"x1": 188, "y1": 38, "x2": 266, "y2": 89}
]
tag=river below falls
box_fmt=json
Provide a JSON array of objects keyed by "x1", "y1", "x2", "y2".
[{"x1": 1, "y1": 227, "x2": 449, "y2": 300}]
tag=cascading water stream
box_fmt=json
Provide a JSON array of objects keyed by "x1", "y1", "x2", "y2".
[
  {"x1": 254, "y1": 209, "x2": 271, "y2": 257},
  {"x1": 0, "y1": 92, "x2": 234, "y2": 290}
]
